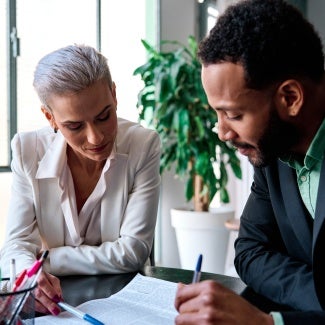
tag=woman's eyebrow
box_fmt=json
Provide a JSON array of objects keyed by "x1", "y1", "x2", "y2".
[
  {"x1": 61, "y1": 105, "x2": 111, "y2": 124},
  {"x1": 95, "y1": 105, "x2": 111, "y2": 118}
]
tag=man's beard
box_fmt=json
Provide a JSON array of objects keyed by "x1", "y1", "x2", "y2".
[{"x1": 232, "y1": 110, "x2": 300, "y2": 167}]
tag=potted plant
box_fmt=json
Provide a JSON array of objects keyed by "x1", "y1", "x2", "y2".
[{"x1": 133, "y1": 36, "x2": 242, "y2": 273}]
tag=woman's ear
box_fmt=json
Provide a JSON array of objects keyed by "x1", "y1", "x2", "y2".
[
  {"x1": 41, "y1": 106, "x2": 58, "y2": 129},
  {"x1": 275, "y1": 80, "x2": 304, "y2": 118},
  {"x1": 111, "y1": 82, "x2": 118, "y2": 108}
]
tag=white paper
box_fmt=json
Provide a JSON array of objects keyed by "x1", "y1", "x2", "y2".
[{"x1": 34, "y1": 273, "x2": 178, "y2": 325}]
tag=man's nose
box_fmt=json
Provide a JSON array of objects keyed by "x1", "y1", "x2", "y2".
[{"x1": 216, "y1": 120, "x2": 236, "y2": 142}]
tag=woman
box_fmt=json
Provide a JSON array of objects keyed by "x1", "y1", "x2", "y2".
[{"x1": 0, "y1": 44, "x2": 161, "y2": 315}]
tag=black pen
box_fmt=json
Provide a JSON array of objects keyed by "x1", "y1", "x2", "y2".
[{"x1": 192, "y1": 254, "x2": 203, "y2": 283}]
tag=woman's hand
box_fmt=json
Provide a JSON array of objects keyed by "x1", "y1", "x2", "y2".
[
  {"x1": 174, "y1": 280, "x2": 274, "y2": 325},
  {"x1": 33, "y1": 271, "x2": 63, "y2": 315}
]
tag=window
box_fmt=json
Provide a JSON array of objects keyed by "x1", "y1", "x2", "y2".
[
  {"x1": 0, "y1": 1, "x2": 8, "y2": 168},
  {"x1": 0, "y1": 0, "x2": 156, "y2": 171},
  {"x1": 197, "y1": 0, "x2": 219, "y2": 41}
]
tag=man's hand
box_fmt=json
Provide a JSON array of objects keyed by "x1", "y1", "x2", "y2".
[{"x1": 174, "y1": 280, "x2": 274, "y2": 325}]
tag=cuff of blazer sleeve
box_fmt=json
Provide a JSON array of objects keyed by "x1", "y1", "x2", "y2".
[{"x1": 270, "y1": 312, "x2": 284, "y2": 325}]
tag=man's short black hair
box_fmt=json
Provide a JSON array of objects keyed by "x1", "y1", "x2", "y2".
[{"x1": 198, "y1": 0, "x2": 324, "y2": 89}]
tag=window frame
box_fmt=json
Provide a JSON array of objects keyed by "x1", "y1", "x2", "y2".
[{"x1": 1, "y1": 0, "x2": 102, "y2": 172}]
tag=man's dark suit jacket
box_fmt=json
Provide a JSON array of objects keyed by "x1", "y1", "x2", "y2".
[{"x1": 234, "y1": 159, "x2": 325, "y2": 324}]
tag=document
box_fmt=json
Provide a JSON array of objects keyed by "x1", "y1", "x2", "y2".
[{"x1": 35, "y1": 273, "x2": 178, "y2": 324}]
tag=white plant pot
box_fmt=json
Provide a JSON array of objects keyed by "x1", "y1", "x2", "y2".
[{"x1": 171, "y1": 206, "x2": 234, "y2": 274}]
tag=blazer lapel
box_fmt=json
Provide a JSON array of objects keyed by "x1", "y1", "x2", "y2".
[
  {"x1": 278, "y1": 163, "x2": 312, "y2": 257},
  {"x1": 37, "y1": 178, "x2": 65, "y2": 247},
  {"x1": 313, "y1": 159, "x2": 325, "y2": 308},
  {"x1": 313, "y1": 159, "x2": 325, "y2": 243}
]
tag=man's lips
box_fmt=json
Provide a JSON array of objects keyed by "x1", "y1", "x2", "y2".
[
  {"x1": 237, "y1": 147, "x2": 253, "y2": 156},
  {"x1": 232, "y1": 143, "x2": 255, "y2": 157}
]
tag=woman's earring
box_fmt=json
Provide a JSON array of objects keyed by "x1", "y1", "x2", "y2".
[{"x1": 54, "y1": 127, "x2": 58, "y2": 134}]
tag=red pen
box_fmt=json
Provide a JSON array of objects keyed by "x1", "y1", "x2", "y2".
[
  {"x1": 26, "y1": 250, "x2": 49, "y2": 277},
  {"x1": 12, "y1": 250, "x2": 49, "y2": 292},
  {"x1": 7, "y1": 251, "x2": 50, "y2": 324},
  {"x1": 11, "y1": 269, "x2": 27, "y2": 292}
]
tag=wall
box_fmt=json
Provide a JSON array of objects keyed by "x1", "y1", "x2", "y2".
[
  {"x1": 307, "y1": 1, "x2": 325, "y2": 46},
  {"x1": 156, "y1": 0, "x2": 197, "y2": 268}
]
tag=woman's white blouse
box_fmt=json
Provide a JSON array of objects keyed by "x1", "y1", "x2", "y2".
[{"x1": 61, "y1": 150, "x2": 114, "y2": 247}]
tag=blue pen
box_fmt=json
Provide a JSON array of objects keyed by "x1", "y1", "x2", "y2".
[
  {"x1": 58, "y1": 301, "x2": 104, "y2": 325},
  {"x1": 192, "y1": 254, "x2": 203, "y2": 283}
]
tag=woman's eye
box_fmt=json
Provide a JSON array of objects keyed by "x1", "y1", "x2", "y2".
[
  {"x1": 66, "y1": 123, "x2": 82, "y2": 130},
  {"x1": 98, "y1": 111, "x2": 110, "y2": 122}
]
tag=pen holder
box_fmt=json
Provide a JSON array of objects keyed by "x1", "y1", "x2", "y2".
[{"x1": 0, "y1": 278, "x2": 37, "y2": 325}]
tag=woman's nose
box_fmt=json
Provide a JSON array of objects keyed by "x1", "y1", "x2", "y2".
[{"x1": 86, "y1": 125, "x2": 104, "y2": 144}]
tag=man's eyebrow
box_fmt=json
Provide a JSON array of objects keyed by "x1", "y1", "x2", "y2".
[{"x1": 214, "y1": 106, "x2": 237, "y2": 112}]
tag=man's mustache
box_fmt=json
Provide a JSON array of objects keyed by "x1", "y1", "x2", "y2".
[{"x1": 229, "y1": 141, "x2": 255, "y2": 150}]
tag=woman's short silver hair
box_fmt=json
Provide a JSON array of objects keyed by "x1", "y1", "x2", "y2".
[{"x1": 33, "y1": 44, "x2": 113, "y2": 107}]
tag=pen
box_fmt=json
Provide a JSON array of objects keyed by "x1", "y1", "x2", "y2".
[
  {"x1": 192, "y1": 254, "x2": 203, "y2": 283},
  {"x1": 23, "y1": 250, "x2": 49, "y2": 289},
  {"x1": 12, "y1": 269, "x2": 27, "y2": 292},
  {"x1": 26, "y1": 250, "x2": 49, "y2": 278},
  {"x1": 13, "y1": 250, "x2": 49, "y2": 292},
  {"x1": 10, "y1": 258, "x2": 16, "y2": 291},
  {"x1": 7, "y1": 250, "x2": 50, "y2": 324},
  {"x1": 58, "y1": 301, "x2": 104, "y2": 325}
]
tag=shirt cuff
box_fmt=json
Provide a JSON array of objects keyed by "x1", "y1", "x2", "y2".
[{"x1": 270, "y1": 312, "x2": 285, "y2": 325}]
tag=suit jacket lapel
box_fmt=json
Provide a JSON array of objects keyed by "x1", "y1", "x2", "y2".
[
  {"x1": 313, "y1": 159, "x2": 325, "y2": 243},
  {"x1": 278, "y1": 163, "x2": 312, "y2": 257},
  {"x1": 312, "y1": 159, "x2": 325, "y2": 307}
]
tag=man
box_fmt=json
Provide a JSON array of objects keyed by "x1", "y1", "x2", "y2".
[{"x1": 174, "y1": 0, "x2": 325, "y2": 324}]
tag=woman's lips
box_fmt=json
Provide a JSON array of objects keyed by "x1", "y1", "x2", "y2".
[{"x1": 88, "y1": 143, "x2": 107, "y2": 153}]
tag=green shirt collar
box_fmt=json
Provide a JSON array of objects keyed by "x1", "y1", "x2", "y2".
[{"x1": 281, "y1": 118, "x2": 325, "y2": 169}]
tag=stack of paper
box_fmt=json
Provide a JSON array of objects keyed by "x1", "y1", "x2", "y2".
[{"x1": 35, "y1": 273, "x2": 178, "y2": 324}]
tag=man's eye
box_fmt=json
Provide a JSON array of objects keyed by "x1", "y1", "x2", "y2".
[{"x1": 227, "y1": 115, "x2": 241, "y2": 121}]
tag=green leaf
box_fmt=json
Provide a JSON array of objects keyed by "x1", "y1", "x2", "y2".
[{"x1": 134, "y1": 37, "x2": 242, "y2": 209}]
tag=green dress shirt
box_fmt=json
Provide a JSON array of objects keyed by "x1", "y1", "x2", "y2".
[{"x1": 272, "y1": 118, "x2": 325, "y2": 324}]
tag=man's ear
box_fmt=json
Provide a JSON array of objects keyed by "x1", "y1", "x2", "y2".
[{"x1": 275, "y1": 80, "x2": 304, "y2": 118}]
